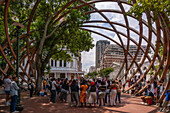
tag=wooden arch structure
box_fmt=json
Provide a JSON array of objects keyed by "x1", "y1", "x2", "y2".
[{"x1": 0, "y1": 0, "x2": 169, "y2": 103}]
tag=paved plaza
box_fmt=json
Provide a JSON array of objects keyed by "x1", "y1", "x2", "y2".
[{"x1": 0, "y1": 90, "x2": 162, "y2": 113}]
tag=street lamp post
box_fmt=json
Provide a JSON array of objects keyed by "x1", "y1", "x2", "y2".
[{"x1": 13, "y1": 22, "x2": 24, "y2": 111}]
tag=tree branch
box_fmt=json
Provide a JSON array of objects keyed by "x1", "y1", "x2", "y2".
[{"x1": 46, "y1": 21, "x2": 66, "y2": 39}]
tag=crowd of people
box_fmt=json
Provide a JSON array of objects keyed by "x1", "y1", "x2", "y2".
[
  {"x1": 42, "y1": 78, "x2": 122, "y2": 107},
  {"x1": 41, "y1": 76, "x2": 170, "y2": 112},
  {"x1": 127, "y1": 75, "x2": 170, "y2": 112},
  {"x1": 127, "y1": 76, "x2": 165, "y2": 105},
  {"x1": 0, "y1": 74, "x2": 169, "y2": 112}
]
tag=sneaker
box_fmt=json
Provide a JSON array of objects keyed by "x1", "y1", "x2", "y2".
[{"x1": 144, "y1": 103, "x2": 148, "y2": 105}]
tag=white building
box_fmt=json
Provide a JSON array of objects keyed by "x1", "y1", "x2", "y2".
[
  {"x1": 45, "y1": 53, "x2": 84, "y2": 80},
  {"x1": 89, "y1": 66, "x2": 96, "y2": 73},
  {"x1": 109, "y1": 62, "x2": 125, "y2": 79},
  {"x1": 19, "y1": 52, "x2": 84, "y2": 81}
]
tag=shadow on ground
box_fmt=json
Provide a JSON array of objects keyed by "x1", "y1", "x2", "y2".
[{"x1": 0, "y1": 92, "x2": 160, "y2": 113}]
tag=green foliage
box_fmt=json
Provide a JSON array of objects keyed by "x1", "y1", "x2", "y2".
[
  {"x1": 128, "y1": 0, "x2": 170, "y2": 21},
  {"x1": 99, "y1": 67, "x2": 114, "y2": 78},
  {"x1": 0, "y1": 0, "x2": 94, "y2": 75},
  {"x1": 45, "y1": 65, "x2": 51, "y2": 75},
  {"x1": 149, "y1": 65, "x2": 162, "y2": 77},
  {"x1": 87, "y1": 71, "x2": 98, "y2": 79}
]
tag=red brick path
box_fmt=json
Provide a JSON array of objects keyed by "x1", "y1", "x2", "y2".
[{"x1": 0, "y1": 92, "x2": 161, "y2": 113}]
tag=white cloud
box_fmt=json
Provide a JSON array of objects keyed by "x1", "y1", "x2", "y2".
[{"x1": 81, "y1": 1, "x2": 156, "y2": 71}]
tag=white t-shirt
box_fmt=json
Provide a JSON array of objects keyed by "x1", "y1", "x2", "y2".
[
  {"x1": 4, "y1": 78, "x2": 11, "y2": 91},
  {"x1": 160, "y1": 85, "x2": 164, "y2": 94},
  {"x1": 150, "y1": 83, "x2": 155, "y2": 94},
  {"x1": 51, "y1": 81, "x2": 57, "y2": 90}
]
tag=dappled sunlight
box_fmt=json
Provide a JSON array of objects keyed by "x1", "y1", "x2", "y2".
[
  {"x1": 0, "y1": 92, "x2": 159, "y2": 113},
  {"x1": 0, "y1": 98, "x2": 5, "y2": 103},
  {"x1": 41, "y1": 103, "x2": 52, "y2": 106}
]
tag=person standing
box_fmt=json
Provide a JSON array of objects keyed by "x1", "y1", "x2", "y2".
[
  {"x1": 115, "y1": 80, "x2": 121, "y2": 104},
  {"x1": 80, "y1": 80, "x2": 88, "y2": 107},
  {"x1": 110, "y1": 81, "x2": 118, "y2": 106},
  {"x1": 88, "y1": 81, "x2": 97, "y2": 107},
  {"x1": 98, "y1": 81, "x2": 106, "y2": 106},
  {"x1": 4, "y1": 74, "x2": 12, "y2": 106},
  {"x1": 60, "y1": 80, "x2": 69, "y2": 102},
  {"x1": 160, "y1": 89, "x2": 170, "y2": 112},
  {"x1": 105, "y1": 80, "x2": 110, "y2": 104},
  {"x1": 28, "y1": 81, "x2": 34, "y2": 97},
  {"x1": 51, "y1": 78, "x2": 57, "y2": 103},
  {"x1": 70, "y1": 80, "x2": 79, "y2": 107},
  {"x1": 10, "y1": 76, "x2": 19, "y2": 113}
]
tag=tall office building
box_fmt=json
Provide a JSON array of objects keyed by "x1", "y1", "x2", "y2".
[
  {"x1": 96, "y1": 40, "x2": 110, "y2": 69},
  {"x1": 100, "y1": 44, "x2": 152, "y2": 69}
]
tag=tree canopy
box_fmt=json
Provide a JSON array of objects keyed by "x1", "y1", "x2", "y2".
[
  {"x1": 99, "y1": 67, "x2": 114, "y2": 78},
  {"x1": 0, "y1": 0, "x2": 94, "y2": 73},
  {"x1": 0, "y1": 0, "x2": 94, "y2": 93},
  {"x1": 86, "y1": 71, "x2": 98, "y2": 79},
  {"x1": 128, "y1": 0, "x2": 169, "y2": 21}
]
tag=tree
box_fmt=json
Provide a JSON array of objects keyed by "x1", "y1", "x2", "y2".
[
  {"x1": 128, "y1": 0, "x2": 169, "y2": 20},
  {"x1": 87, "y1": 71, "x2": 98, "y2": 79},
  {"x1": 0, "y1": 0, "x2": 94, "y2": 94},
  {"x1": 100, "y1": 67, "x2": 114, "y2": 78}
]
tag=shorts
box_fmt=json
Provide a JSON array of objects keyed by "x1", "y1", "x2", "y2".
[
  {"x1": 5, "y1": 90, "x2": 10, "y2": 95},
  {"x1": 99, "y1": 92, "x2": 106, "y2": 99}
]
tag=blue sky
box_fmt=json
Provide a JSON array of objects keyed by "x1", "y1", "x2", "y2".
[{"x1": 81, "y1": 2, "x2": 158, "y2": 72}]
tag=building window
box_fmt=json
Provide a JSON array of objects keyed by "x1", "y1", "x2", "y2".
[
  {"x1": 60, "y1": 73, "x2": 65, "y2": 79},
  {"x1": 64, "y1": 60, "x2": 66, "y2": 67},
  {"x1": 60, "y1": 60, "x2": 62, "y2": 67},
  {"x1": 51, "y1": 60, "x2": 53, "y2": 66},
  {"x1": 55, "y1": 60, "x2": 57, "y2": 67},
  {"x1": 71, "y1": 61, "x2": 73, "y2": 68}
]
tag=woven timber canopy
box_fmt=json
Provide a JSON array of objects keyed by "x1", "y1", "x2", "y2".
[{"x1": 0, "y1": 0, "x2": 169, "y2": 103}]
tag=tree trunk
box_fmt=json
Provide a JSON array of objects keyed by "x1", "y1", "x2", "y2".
[{"x1": 35, "y1": 55, "x2": 44, "y2": 95}]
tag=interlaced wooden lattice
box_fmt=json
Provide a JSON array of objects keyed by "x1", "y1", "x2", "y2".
[{"x1": 0, "y1": 0, "x2": 169, "y2": 103}]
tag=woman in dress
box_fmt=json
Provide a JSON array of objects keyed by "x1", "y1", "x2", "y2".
[
  {"x1": 88, "y1": 81, "x2": 97, "y2": 107},
  {"x1": 80, "y1": 80, "x2": 88, "y2": 107}
]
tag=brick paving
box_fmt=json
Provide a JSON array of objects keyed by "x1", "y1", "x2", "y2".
[{"x1": 0, "y1": 90, "x2": 162, "y2": 113}]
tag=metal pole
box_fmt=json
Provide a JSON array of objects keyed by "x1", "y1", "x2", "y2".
[{"x1": 16, "y1": 26, "x2": 21, "y2": 106}]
